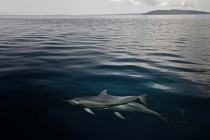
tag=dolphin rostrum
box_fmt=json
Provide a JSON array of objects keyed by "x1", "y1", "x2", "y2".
[
  {"x1": 64, "y1": 90, "x2": 147, "y2": 109},
  {"x1": 108, "y1": 102, "x2": 167, "y2": 122}
]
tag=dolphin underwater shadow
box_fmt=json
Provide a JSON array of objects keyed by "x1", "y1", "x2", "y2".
[
  {"x1": 64, "y1": 90, "x2": 166, "y2": 122},
  {"x1": 105, "y1": 102, "x2": 167, "y2": 123}
]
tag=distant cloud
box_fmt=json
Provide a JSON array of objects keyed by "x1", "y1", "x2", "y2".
[
  {"x1": 108, "y1": 0, "x2": 139, "y2": 5},
  {"x1": 108, "y1": 0, "x2": 197, "y2": 7},
  {"x1": 155, "y1": 0, "x2": 197, "y2": 7},
  {"x1": 126, "y1": 0, "x2": 140, "y2": 5},
  {"x1": 108, "y1": 0, "x2": 121, "y2": 3},
  {"x1": 142, "y1": 0, "x2": 159, "y2": 6}
]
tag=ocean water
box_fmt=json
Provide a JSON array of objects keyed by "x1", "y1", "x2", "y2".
[{"x1": 0, "y1": 15, "x2": 210, "y2": 140}]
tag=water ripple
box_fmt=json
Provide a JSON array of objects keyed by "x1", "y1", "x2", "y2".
[{"x1": 0, "y1": 15, "x2": 210, "y2": 97}]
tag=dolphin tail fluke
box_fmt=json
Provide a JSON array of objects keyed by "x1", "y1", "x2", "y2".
[
  {"x1": 180, "y1": 108, "x2": 194, "y2": 126},
  {"x1": 114, "y1": 112, "x2": 126, "y2": 119},
  {"x1": 84, "y1": 108, "x2": 95, "y2": 115},
  {"x1": 162, "y1": 116, "x2": 168, "y2": 123},
  {"x1": 158, "y1": 114, "x2": 168, "y2": 123},
  {"x1": 139, "y1": 94, "x2": 147, "y2": 105},
  {"x1": 180, "y1": 108, "x2": 189, "y2": 125}
]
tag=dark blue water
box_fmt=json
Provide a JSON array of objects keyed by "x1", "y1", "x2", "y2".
[{"x1": 0, "y1": 15, "x2": 210, "y2": 140}]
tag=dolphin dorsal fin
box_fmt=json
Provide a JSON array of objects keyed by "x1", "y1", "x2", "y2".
[
  {"x1": 139, "y1": 94, "x2": 147, "y2": 105},
  {"x1": 99, "y1": 89, "x2": 109, "y2": 96}
]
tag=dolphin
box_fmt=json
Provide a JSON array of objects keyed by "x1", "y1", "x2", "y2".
[
  {"x1": 64, "y1": 89, "x2": 147, "y2": 109},
  {"x1": 107, "y1": 102, "x2": 167, "y2": 122}
]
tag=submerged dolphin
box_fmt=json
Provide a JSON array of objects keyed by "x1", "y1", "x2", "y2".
[
  {"x1": 107, "y1": 102, "x2": 167, "y2": 123},
  {"x1": 64, "y1": 90, "x2": 147, "y2": 109}
]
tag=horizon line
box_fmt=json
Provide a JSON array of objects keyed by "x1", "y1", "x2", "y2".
[{"x1": 0, "y1": 9, "x2": 209, "y2": 16}]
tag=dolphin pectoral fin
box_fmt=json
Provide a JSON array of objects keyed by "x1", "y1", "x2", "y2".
[
  {"x1": 84, "y1": 108, "x2": 95, "y2": 115},
  {"x1": 114, "y1": 112, "x2": 126, "y2": 119},
  {"x1": 139, "y1": 94, "x2": 147, "y2": 105},
  {"x1": 99, "y1": 89, "x2": 108, "y2": 96}
]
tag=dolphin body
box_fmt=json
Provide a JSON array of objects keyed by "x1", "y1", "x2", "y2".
[
  {"x1": 64, "y1": 90, "x2": 147, "y2": 109},
  {"x1": 107, "y1": 102, "x2": 167, "y2": 123},
  {"x1": 64, "y1": 90, "x2": 166, "y2": 122}
]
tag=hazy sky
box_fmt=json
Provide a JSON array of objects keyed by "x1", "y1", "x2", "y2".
[{"x1": 0, "y1": 0, "x2": 210, "y2": 15}]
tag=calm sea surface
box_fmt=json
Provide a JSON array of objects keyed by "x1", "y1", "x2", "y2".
[{"x1": 0, "y1": 15, "x2": 210, "y2": 140}]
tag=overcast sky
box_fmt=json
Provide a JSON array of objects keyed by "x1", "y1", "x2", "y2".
[{"x1": 0, "y1": 0, "x2": 210, "y2": 15}]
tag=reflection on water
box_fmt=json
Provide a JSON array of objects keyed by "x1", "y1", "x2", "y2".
[{"x1": 0, "y1": 15, "x2": 210, "y2": 140}]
